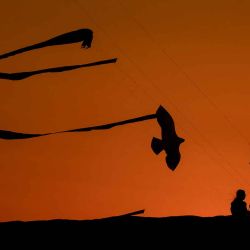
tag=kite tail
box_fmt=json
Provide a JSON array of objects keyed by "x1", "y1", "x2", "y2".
[
  {"x1": 151, "y1": 137, "x2": 164, "y2": 155},
  {"x1": 0, "y1": 41, "x2": 48, "y2": 60}
]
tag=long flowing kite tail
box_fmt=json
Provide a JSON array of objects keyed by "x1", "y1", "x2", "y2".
[
  {"x1": 0, "y1": 130, "x2": 48, "y2": 140},
  {"x1": 0, "y1": 42, "x2": 46, "y2": 60},
  {"x1": 151, "y1": 137, "x2": 164, "y2": 155}
]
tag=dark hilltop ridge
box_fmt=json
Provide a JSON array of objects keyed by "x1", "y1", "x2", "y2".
[{"x1": 1, "y1": 210, "x2": 250, "y2": 248}]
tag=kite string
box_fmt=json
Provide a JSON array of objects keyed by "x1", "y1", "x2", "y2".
[
  {"x1": 71, "y1": 0, "x2": 249, "y2": 187},
  {"x1": 72, "y1": 0, "x2": 160, "y2": 107},
  {"x1": 116, "y1": 0, "x2": 250, "y2": 147},
  {"x1": 113, "y1": 0, "x2": 250, "y2": 187}
]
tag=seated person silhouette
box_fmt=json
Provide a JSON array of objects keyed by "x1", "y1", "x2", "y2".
[{"x1": 230, "y1": 189, "x2": 250, "y2": 217}]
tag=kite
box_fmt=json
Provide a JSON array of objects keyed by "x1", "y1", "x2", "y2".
[
  {"x1": 1, "y1": 106, "x2": 184, "y2": 170},
  {"x1": 0, "y1": 58, "x2": 117, "y2": 80},
  {"x1": 0, "y1": 29, "x2": 93, "y2": 60},
  {"x1": 151, "y1": 106, "x2": 185, "y2": 170}
]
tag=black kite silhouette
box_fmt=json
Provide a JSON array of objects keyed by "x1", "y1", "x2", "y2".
[
  {"x1": 0, "y1": 28, "x2": 93, "y2": 60},
  {"x1": 151, "y1": 106, "x2": 185, "y2": 170},
  {"x1": 1, "y1": 106, "x2": 184, "y2": 170},
  {"x1": 0, "y1": 58, "x2": 117, "y2": 80}
]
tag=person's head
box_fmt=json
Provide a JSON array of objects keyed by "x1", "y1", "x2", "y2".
[{"x1": 236, "y1": 189, "x2": 246, "y2": 200}]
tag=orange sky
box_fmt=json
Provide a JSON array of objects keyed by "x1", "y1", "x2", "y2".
[{"x1": 0, "y1": 0, "x2": 250, "y2": 221}]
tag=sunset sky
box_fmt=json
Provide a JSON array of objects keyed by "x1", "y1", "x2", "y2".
[{"x1": 1, "y1": 0, "x2": 250, "y2": 221}]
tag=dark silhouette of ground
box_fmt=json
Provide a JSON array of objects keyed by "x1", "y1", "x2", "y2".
[
  {"x1": 1, "y1": 212, "x2": 249, "y2": 248},
  {"x1": 0, "y1": 28, "x2": 93, "y2": 60},
  {"x1": 0, "y1": 58, "x2": 117, "y2": 80}
]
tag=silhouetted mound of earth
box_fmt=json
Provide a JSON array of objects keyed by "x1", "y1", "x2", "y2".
[{"x1": 1, "y1": 215, "x2": 249, "y2": 247}]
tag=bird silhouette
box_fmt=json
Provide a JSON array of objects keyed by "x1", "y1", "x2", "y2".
[{"x1": 151, "y1": 106, "x2": 185, "y2": 170}]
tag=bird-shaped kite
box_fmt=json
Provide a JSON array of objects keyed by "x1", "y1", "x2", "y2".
[
  {"x1": 151, "y1": 106, "x2": 185, "y2": 171},
  {"x1": 0, "y1": 105, "x2": 184, "y2": 170}
]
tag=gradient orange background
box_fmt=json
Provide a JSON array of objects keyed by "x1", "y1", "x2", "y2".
[{"x1": 0, "y1": 0, "x2": 250, "y2": 221}]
